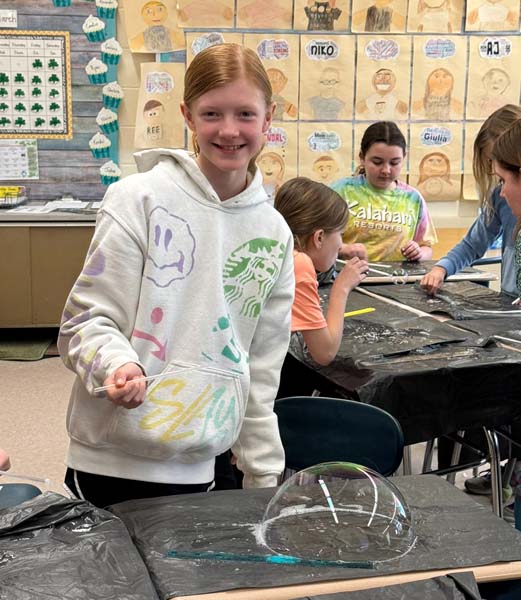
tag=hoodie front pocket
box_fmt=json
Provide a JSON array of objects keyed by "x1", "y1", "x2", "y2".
[{"x1": 106, "y1": 361, "x2": 245, "y2": 462}]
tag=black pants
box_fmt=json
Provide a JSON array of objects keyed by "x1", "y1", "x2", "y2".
[
  {"x1": 213, "y1": 450, "x2": 243, "y2": 490},
  {"x1": 65, "y1": 468, "x2": 212, "y2": 508}
]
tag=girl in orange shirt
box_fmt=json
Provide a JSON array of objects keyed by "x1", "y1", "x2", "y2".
[{"x1": 275, "y1": 177, "x2": 368, "y2": 366}]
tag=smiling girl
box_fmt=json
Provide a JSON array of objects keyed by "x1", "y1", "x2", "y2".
[
  {"x1": 59, "y1": 43, "x2": 294, "y2": 506},
  {"x1": 332, "y1": 121, "x2": 437, "y2": 262}
]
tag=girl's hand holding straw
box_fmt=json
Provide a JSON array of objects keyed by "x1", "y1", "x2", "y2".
[{"x1": 99, "y1": 362, "x2": 146, "y2": 409}]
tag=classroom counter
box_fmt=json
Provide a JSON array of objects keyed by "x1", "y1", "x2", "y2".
[
  {"x1": 0, "y1": 219, "x2": 94, "y2": 326},
  {"x1": 0, "y1": 201, "x2": 98, "y2": 222}
]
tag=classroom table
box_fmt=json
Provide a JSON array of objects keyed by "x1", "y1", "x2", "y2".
[
  {"x1": 289, "y1": 284, "x2": 521, "y2": 445},
  {"x1": 280, "y1": 281, "x2": 521, "y2": 516},
  {"x1": 110, "y1": 475, "x2": 521, "y2": 600},
  {"x1": 0, "y1": 492, "x2": 159, "y2": 599}
]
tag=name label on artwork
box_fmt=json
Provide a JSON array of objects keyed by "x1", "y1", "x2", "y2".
[
  {"x1": 479, "y1": 38, "x2": 511, "y2": 59},
  {"x1": 0, "y1": 10, "x2": 17, "y2": 28}
]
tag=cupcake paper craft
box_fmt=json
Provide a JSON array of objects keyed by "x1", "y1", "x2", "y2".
[
  {"x1": 100, "y1": 160, "x2": 121, "y2": 185},
  {"x1": 82, "y1": 15, "x2": 106, "y2": 42},
  {"x1": 52, "y1": 0, "x2": 71, "y2": 6},
  {"x1": 101, "y1": 38, "x2": 123, "y2": 66},
  {"x1": 85, "y1": 58, "x2": 108, "y2": 85},
  {"x1": 96, "y1": 107, "x2": 119, "y2": 134},
  {"x1": 102, "y1": 81, "x2": 124, "y2": 109},
  {"x1": 89, "y1": 132, "x2": 111, "y2": 158},
  {"x1": 96, "y1": 0, "x2": 118, "y2": 18}
]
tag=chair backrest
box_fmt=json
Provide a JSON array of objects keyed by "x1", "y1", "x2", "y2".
[
  {"x1": 0, "y1": 483, "x2": 41, "y2": 509},
  {"x1": 274, "y1": 396, "x2": 404, "y2": 477}
]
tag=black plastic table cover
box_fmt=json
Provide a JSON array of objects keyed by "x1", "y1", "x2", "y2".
[
  {"x1": 367, "y1": 281, "x2": 521, "y2": 320},
  {"x1": 305, "y1": 288, "x2": 521, "y2": 444},
  {"x1": 109, "y1": 475, "x2": 521, "y2": 599},
  {"x1": 295, "y1": 571, "x2": 482, "y2": 599},
  {"x1": 0, "y1": 492, "x2": 159, "y2": 600},
  {"x1": 319, "y1": 287, "x2": 470, "y2": 359}
]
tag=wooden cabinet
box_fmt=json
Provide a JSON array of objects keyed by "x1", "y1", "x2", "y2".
[{"x1": 0, "y1": 225, "x2": 94, "y2": 327}]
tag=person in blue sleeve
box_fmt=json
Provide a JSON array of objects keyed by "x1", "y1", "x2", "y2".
[
  {"x1": 421, "y1": 104, "x2": 521, "y2": 297},
  {"x1": 421, "y1": 104, "x2": 521, "y2": 504}
]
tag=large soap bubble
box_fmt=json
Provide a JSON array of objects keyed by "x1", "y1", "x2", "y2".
[{"x1": 259, "y1": 462, "x2": 416, "y2": 566}]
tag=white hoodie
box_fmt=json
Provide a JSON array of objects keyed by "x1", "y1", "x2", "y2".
[{"x1": 59, "y1": 149, "x2": 294, "y2": 488}]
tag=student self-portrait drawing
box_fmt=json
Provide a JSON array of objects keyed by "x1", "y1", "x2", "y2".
[
  {"x1": 352, "y1": 0, "x2": 406, "y2": 32},
  {"x1": 308, "y1": 67, "x2": 346, "y2": 120},
  {"x1": 129, "y1": 0, "x2": 185, "y2": 53},
  {"x1": 356, "y1": 68, "x2": 408, "y2": 120},
  {"x1": 412, "y1": 67, "x2": 463, "y2": 120},
  {"x1": 304, "y1": 0, "x2": 342, "y2": 30}
]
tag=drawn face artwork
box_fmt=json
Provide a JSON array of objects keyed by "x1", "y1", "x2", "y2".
[
  {"x1": 482, "y1": 69, "x2": 510, "y2": 96},
  {"x1": 312, "y1": 156, "x2": 339, "y2": 183},
  {"x1": 319, "y1": 68, "x2": 341, "y2": 97},
  {"x1": 258, "y1": 152, "x2": 285, "y2": 184},
  {"x1": 420, "y1": 152, "x2": 449, "y2": 178},
  {"x1": 372, "y1": 69, "x2": 397, "y2": 95},
  {"x1": 143, "y1": 100, "x2": 165, "y2": 138},
  {"x1": 494, "y1": 161, "x2": 521, "y2": 216},
  {"x1": 360, "y1": 142, "x2": 404, "y2": 190},
  {"x1": 145, "y1": 206, "x2": 196, "y2": 288},
  {"x1": 427, "y1": 68, "x2": 453, "y2": 96},
  {"x1": 144, "y1": 104, "x2": 164, "y2": 123},
  {"x1": 141, "y1": 1, "x2": 168, "y2": 27}
]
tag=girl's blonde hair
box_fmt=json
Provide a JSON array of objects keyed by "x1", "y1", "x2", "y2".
[
  {"x1": 274, "y1": 177, "x2": 348, "y2": 252},
  {"x1": 183, "y1": 43, "x2": 273, "y2": 174},
  {"x1": 473, "y1": 104, "x2": 521, "y2": 220}
]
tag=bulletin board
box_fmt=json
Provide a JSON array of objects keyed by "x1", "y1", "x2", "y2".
[
  {"x1": 125, "y1": 0, "x2": 521, "y2": 203},
  {"x1": 0, "y1": 1, "x2": 116, "y2": 202},
  {"x1": 0, "y1": 30, "x2": 72, "y2": 138}
]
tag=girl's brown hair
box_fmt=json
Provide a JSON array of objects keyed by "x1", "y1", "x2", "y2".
[
  {"x1": 473, "y1": 104, "x2": 521, "y2": 220},
  {"x1": 491, "y1": 117, "x2": 521, "y2": 235},
  {"x1": 183, "y1": 43, "x2": 273, "y2": 174},
  {"x1": 357, "y1": 121, "x2": 406, "y2": 175},
  {"x1": 274, "y1": 177, "x2": 348, "y2": 252}
]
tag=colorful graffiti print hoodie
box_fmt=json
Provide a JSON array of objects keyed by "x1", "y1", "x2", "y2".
[{"x1": 58, "y1": 149, "x2": 294, "y2": 488}]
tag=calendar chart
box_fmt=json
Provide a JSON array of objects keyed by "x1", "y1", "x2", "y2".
[{"x1": 0, "y1": 30, "x2": 72, "y2": 139}]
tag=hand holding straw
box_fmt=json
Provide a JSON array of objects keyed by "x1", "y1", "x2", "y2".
[{"x1": 93, "y1": 367, "x2": 195, "y2": 393}]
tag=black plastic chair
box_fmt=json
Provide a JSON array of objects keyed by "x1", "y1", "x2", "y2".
[
  {"x1": 274, "y1": 396, "x2": 404, "y2": 479},
  {"x1": 0, "y1": 484, "x2": 41, "y2": 509}
]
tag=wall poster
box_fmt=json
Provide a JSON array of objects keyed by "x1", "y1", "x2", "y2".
[{"x1": 0, "y1": 30, "x2": 72, "y2": 139}]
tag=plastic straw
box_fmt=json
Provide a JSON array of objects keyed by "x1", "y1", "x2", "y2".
[
  {"x1": 0, "y1": 470, "x2": 50, "y2": 486},
  {"x1": 344, "y1": 308, "x2": 375, "y2": 318},
  {"x1": 368, "y1": 267, "x2": 394, "y2": 277},
  {"x1": 93, "y1": 367, "x2": 195, "y2": 393}
]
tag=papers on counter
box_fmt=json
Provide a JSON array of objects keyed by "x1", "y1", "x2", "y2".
[{"x1": 6, "y1": 199, "x2": 90, "y2": 213}]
